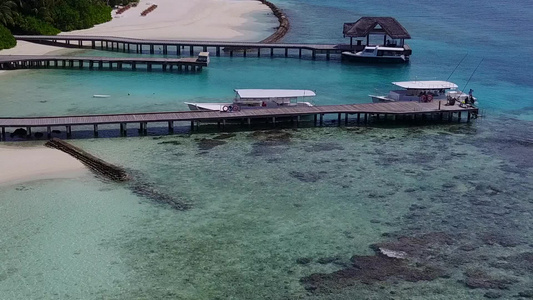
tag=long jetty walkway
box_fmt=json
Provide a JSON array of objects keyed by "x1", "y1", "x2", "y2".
[
  {"x1": 14, "y1": 35, "x2": 367, "y2": 60},
  {"x1": 0, "y1": 101, "x2": 478, "y2": 140},
  {"x1": 0, "y1": 55, "x2": 207, "y2": 72}
]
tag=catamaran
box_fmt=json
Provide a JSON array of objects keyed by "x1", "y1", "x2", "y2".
[
  {"x1": 370, "y1": 81, "x2": 476, "y2": 104},
  {"x1": 185, "y1": 89, "x2": 315, "y2": 112}
]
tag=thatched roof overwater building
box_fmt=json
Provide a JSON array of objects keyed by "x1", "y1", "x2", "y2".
[{"x1": 343, "y1": 17, "x2": 411, "y2": 39}]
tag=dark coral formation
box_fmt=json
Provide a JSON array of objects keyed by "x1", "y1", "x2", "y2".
[
  {"x1": 300, "y1": 233, "x2": 452, "y2": 293},
  {"x1": 299, "y1": 230, "x2": 532, "y2": 297},
  {"x1": 197, "y1": 138, "x2": 227, "y2": 150}
]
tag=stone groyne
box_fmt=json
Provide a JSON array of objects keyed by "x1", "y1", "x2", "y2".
[
  {"x1": 45, "y1": 138, "x2": 129, "y2": 182},
  {"x1": 45, "y1": 138, "x2": 191, "y2": 211},
  {"x1": 257, "y1": 0, "x2": 290, "y2": 43},
  {"x1": 224, "y1": 0, "x2": 290, "y2": 52}
]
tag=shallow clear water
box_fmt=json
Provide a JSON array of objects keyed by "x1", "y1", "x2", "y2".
[{"x1": 1, "y1": 0, "x2": 532, "y2": 299}]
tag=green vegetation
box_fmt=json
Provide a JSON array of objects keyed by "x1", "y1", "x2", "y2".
[
  {"x1": 0, "y1": 0, "x2": 135, "y2": 50},
  {"x1": 0, "y1": 23, "x2": 15, "y2": 49}
]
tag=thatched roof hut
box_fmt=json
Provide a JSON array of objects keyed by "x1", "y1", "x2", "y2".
[
  {"x1": 342, "y1": 17, "x2": 411, "y2": 48},
  {"x1": 343, "y1": 17, "x2": 411, "y2": 39}
]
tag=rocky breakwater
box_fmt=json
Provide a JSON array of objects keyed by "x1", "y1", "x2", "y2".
[
  {"x1": 257, "y1": 0, "x2": 290, "y2": 43},
  {"x1": 46, "y1": 138, "x2": 191, "y2": 211},
  {"x1": 224, "y1": 0, "x2": 290, "y2": 52},
  {"x1": 45, "y1": 138, "x2": 129, "y2": 182}
]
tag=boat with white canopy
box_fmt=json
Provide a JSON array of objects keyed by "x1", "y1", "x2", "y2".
[
  {"x1": 185, "y1": 89, "x2": 315, "y2": 112},
  {"x1": 370, "y1": 81, "x2": 476, "y2": 104}
]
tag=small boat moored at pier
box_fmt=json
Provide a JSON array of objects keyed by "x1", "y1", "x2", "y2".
[
  {"x1": 185, "y1": 89, "x2": 315, "y2": 112},
  {"x1": 342, "y1": 45, "x2": 408, "y2": 63},
  {"x1": 370, "y1": 81, "x2": 476, "y2": 104}
]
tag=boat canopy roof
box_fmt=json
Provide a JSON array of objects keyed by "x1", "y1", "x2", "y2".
[
  {"x1": 235, "y1": 89, "x2": 316, "y2": 99},
  {"x1": 392, "y1": 81, "x2": 458, "y2": 90}
]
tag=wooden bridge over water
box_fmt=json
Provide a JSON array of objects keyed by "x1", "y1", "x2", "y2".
[
  {"x1": 0, "y1": 55, "x2": 207, "y2": 72},
  {"x1": 0, "y1": 100, "x2": 477, "y2": 141},
  {"x1": 14, "y1": 35, "x2": 384, "y2": 60}
]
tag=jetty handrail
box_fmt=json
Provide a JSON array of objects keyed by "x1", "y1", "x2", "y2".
[{"x1": 13, "y1": 35, "x2": 346, "y2": 49}]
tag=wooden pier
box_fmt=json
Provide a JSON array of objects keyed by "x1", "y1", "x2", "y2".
[
  {"x1": 14, "y1": 35, "x2": 372, "y2": 60},
  {"x1": 0, "y1": 55, "x2": 207, "y2": 72},
  {"x1": 0, "y1": 101, "x2": 478, "y2": 141}
]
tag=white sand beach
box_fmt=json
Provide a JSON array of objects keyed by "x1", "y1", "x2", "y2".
[
  {"x1": 68, "y1": 0, "x2": 272, "y2": 40},
  {"x1": 0, "y1": 146, "x2": 88, "y2": 186},
  {"x1": 0, "y1": 0, "x2": 272, "y2": 57}
]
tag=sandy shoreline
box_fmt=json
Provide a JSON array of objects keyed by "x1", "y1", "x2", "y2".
[
  {"x1": 0, "y1": 146, "x2": 88, "y2": 186},
  {"x1": 0, "y1": 0, "x2": 273, "y2": 184},
  {"x1": 0, "y1": 0, "x2": 272, "y2": 58}
]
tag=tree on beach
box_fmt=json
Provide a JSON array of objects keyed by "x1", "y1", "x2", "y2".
[{"x1": 0, "y1": 0, "x2": 17, "y2": 26}]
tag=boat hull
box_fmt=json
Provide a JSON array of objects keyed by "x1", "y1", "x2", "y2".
[{"x1": 341, "y1": 52, "x2": 408, "y2": 64}]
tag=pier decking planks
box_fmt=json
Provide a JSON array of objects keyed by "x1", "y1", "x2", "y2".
[
  {"x1": 0, "y1": 101, "x2": 478, "y2": 140},
  {"x1": 0, "y1": 55, "x2": 207, "y2": 72},
  {"x1": 14, "y1": 35, "x2": 359, "y2": 59}
]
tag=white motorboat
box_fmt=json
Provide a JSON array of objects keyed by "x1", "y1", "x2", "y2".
[
  {"x1": 185, "y1": 89, "x2": 315, "y2": 112},
  {"x1": 342, "y1": 46, "x2": 409, "y2": 63},
  {"x1": 370, "y1": 81, "x2": 476, "y2": 104},
  {"x1": 93, "y1": 94, "x2": 111, "y2": 98}
]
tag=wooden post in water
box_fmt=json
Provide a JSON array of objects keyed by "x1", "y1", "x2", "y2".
[
  {"x1": 47, "y1": 126, "x2": 51, "y2": 138},
  {"x1": 150, "y1": 45, "x2": 154, "y2": 54},
  {"x1": 66, "y1": 126, "x2": 72, "y2": 138},
  {"x1": 345, "y1": 113, "x2": 349, "y2": 125},
  {"x1": 120, "y1": 123, "x2": 127, "y2": 136},
  {"x1": 216, "y1": 47, "x2": 220, "y2": 56},
  {"x1": 93, "y1": 124, "x2": 98, "y2": 137},
  {"x1": 319, "y1": 114, "x2": 324, "y2": 126},
  {"x1": 270, "y1": 48, "x2": 274, "y2": 57},
  {"x1": 458, "y1": 112, "x2": 462, "y2": 122},
  {"x1": 364, "y1": 113, "x2": 368, "y2": 124},
  {"x1": 1, "y1": 127, "x2": 5, "y2": 141},
  {"x1": 168, "y1": 121, "x2": 174, "y2": 133},
  {"x1": 337, "y1": 113, "x2": 341, "y2": 126},
  {"x1": 189, "y1": 46, "x2": 194, "y2": 56}
]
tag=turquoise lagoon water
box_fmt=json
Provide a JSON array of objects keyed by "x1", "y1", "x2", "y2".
[{"x1": 1, "y1": 0, "x2": 532, "y2": 299}]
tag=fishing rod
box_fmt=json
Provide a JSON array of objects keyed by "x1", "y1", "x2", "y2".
[
  {"x1": 447, "y1": 53, "x2": 468, "y2": 81},
  {"x1": 462, "y1": 58, "x2": 484, "y2": 92}
]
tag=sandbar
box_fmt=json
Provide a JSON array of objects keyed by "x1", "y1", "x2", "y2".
[{"x1": 0, "y1": 146, "x2": 88, "y2": 186}]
